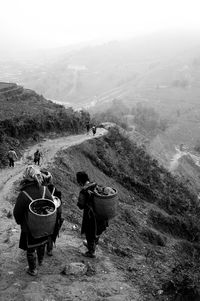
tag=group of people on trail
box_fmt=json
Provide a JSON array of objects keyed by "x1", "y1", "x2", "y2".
[
  {"x1": 6, "y1": 148, "x2": 42, "y2": 168},
  {"x1": 7, "y1": 122, "x2": 97, "y2": 169},
  {"x1": 13, "y1": 165, "x2": 112, "y2": 276},
  {"x1": 86, "y1": 122, "x2": 97, "y2": 136}
]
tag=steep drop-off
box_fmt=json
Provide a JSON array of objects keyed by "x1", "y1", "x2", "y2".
[{"x1": 47, "y1": 127, "x2": 200, "y2": 300}]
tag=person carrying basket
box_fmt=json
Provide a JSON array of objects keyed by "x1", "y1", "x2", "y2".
[
  {"x1": 13, "y1": 165, "x2": 55, "y2": 276},
  {"x1": 76, "y1": 171, "x2": 109, "y2": 258}
]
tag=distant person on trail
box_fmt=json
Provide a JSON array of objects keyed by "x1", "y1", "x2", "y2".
[
  {"x1": 34, "y1": 149, "x2": 41, "y2": 166},
  {"x1": 40, "y1": 169, "x2": 64, "y2": 256},
  {"x1": 92, "y1": 125, "x2": 97, "y2": 136},
  {"x1": 13, "y1": 165, "x2": 54, "y2": 276},
  {"x1": 86, "y1": 122, "x2": 90, "y2": 135},
  {"x1": 76, "y1": 171, "x2": 108, "y2": 258},
  {"x1": 7, "y1": 148, "x2": 18, "y2": 167}
]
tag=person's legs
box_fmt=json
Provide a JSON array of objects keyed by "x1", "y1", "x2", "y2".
[
  {"x1": 27, "y1": 247, "x2": 37, "y2": 276},
  {"x1": 83, "y1": 235, "x2": 99, "y2": 248},
  {"x1": 46, "y1": 236, "x2": 53, "y2": 256},
  {"x1": 37, "y1": 244, "x2": 45, "y2": 265},
  {"x1": 84, "y1": 232, "x2": 96, "y2": 258},
  {"x1": 9, "y1": 158, "x2": 13, "y2": 167},
  {"x1": 95, "y1": 235, "x2": 100, "y2": 245},
  {"x1": 9, "y1": 158, "x2": 14, "y2": 167}
]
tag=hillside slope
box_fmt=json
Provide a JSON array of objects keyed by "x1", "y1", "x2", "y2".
[
  {"x1": 0, "y1": 82, "x2": 90, "y2": 168},
  {"x1": 1, "y1": 126, "x2": 200, "y2": 301}
]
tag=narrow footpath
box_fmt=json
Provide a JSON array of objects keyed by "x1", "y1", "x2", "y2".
[{"x1": 0, "y1": 128, "x2": 141, "y2": 301}]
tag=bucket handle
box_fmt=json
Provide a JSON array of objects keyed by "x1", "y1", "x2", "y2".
[{"x1": 51, "y1": 187, "x2": 55, "y2": 197}]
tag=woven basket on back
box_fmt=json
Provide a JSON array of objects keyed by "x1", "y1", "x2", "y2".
[
  {"x1": 28, "y1": 199, "x2": 56, "y2": 238},
  {"x1": 93, "y1": 188, "x2": 118, "y2": 220}
]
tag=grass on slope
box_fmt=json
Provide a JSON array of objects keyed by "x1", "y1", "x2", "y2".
[
  {"x1": 48, "y1": 127, "x2": 200, "y2": 300},
  {"x1": 0, "y1": 86, "x2": 90, "y2": 167}
]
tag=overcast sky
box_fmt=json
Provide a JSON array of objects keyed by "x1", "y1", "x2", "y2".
[{"x1": 0, "y1": 0, "x2": 200, "y2": 53}]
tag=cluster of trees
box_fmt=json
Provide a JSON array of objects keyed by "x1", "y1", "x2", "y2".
[
  {"x1": 0, "y1": 108, "x2": 89, "y2": 139},
  {"x1": 93, "y1": 99, "x2": 130, "y2": 130},
  {"x1": 93, "y1": 99, "x2": 168, "y2": 136},
  {"x1": 132, "y1": 104, "x2": 168, "y2": 135}
]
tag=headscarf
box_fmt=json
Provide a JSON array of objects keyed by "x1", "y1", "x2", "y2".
[
  {"x1": 40, "y1": 169, "x2": 53, "y2": 185},
  {"x1": 23, "y1": 165, "x2": 43, "y2": 185}
]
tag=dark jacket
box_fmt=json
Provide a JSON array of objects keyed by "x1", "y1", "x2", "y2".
[
  {"x1": 34, "y1": 151, "x2": 41, "y2": 160},
  {"x1": 77, "y1": 182, "x2": 108, "y2": 240},
  {"x1": 14, "y1": 180, "x2": 53, "y2": 232},
  {"x1": 13, "y1": 180, "x2": 53, "y2": 250}
]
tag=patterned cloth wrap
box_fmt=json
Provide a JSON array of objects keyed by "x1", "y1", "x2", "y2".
[
  {"x1": 40, "y1": 169, "x2": 53, "y2": 185},
  {"x1": 23, "y1": 165, "x2": 43, "y2": 185}
]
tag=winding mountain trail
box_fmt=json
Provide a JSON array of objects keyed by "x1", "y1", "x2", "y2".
[
  {"x1": 0, "y1": 128, "x2": 141, "y2": 301},
  {"x1": 0, "y1": 129, "x2": 106, "y2": 218}
]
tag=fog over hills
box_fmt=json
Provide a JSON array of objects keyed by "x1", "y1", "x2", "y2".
[
  {"x1": 1, "y1": 31, "x2": 200, "y2": 108},
  {"x1": 2, "y1": 31, "x2": 200, "y2": 179}
]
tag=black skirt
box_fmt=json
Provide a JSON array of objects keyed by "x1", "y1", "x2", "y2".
[{"x1": 19, "y1": 231, "x2": 48, "y2": 250}]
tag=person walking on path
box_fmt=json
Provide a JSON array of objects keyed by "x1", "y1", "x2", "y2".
[
  {"x1": 86, "y1": 122, "x2": 90, "y2": 135},
  {"x1": 92, "y1": 125, "x2": 97, "y2": 136},
  {"x1": 76, "y1": 171, "x2": 108, "y2": 258},
  {"x1": 7, "y1": 148, "x2": 18, "y2": 167},
  {"x1": 13, "y1": 165, "x2": 54, "y2": 276},
  {"x1": 40, "y1": 168, "x2": 64, "y2": 256},
  {"x1": 34, "y1": 149, "x2": 42, "y2": 166}
]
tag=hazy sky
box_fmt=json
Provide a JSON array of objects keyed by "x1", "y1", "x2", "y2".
[{"x1": 0, "y1": 0, "x2": 200, "y2": 52}]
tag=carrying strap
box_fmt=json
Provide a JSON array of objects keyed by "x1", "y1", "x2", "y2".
[
  {"x1": 51, "y1": 187, "x2": 55, "y2": 197},
  {"x1": 22, "y1": 186, "x2": 46, "y2": 201}
]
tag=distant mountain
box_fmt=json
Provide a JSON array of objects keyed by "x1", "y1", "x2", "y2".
[
  {"x1": 1, "y1": 31, "x2": 200, "y2": 112},
  {"x1": 2, "y1": 32, "x2": 200, "y2": 180}
]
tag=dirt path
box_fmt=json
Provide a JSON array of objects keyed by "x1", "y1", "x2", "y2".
[{"x1": 0, "y1": 128, "x2": 141, "y2": 301}]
